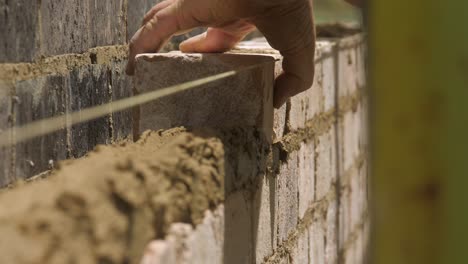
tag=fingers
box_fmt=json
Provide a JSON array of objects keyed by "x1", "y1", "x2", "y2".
[
  {"x1": 179, "y1": 21, "x2": 255, "y2": 53},
  {"x1": 141, "y1": 0, "x2": 175, "y2": 26},
  {"x1": 126, "y1": 1, "x2": 207, "y2": 75},
  {"x1": 253, "y1": 0, "x2": 316, "y2": 108},
  {"x1": 274, "y1": 44, "x2": 315, "y2": 108}
]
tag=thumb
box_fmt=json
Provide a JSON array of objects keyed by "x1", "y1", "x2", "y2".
[{"x1": 253, "y1": 0, "x2": 316, "y2": 108}]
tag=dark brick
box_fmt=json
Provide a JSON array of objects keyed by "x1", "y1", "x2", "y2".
[
  {"x1": 0, "y1": 82, "x2": 12, "y2": 186},
  {"x1": 40, "y1": 0, "x2": 90, "y2": 56},
  {"x1": 14, "y1": 75, "x2": 69, "y2": 179},
  {"x1": 68, "y1": 65, "x2": 112, "y2": 158},
  {"x1": 89, "y1": 0, "x2": 126, "y2": 47},
  {"x1": 110, "y1": 61, "x2": 133, "y2": 142},
  {"x1": 0, "y1": 0, "x2": 39, "y2": 62}
]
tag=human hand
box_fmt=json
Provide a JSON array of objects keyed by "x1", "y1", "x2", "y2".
[{"x1": 126, "y1": 0, "x2": 316, "y2": 108}]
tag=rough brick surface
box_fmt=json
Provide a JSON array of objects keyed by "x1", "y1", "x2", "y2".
[
  {"x1": 276, "y1": 151, "x2": 299, "y2": 244},
  {"x1": 298, "y1": 141, "x2": 315, "y2": 218},
  {"x1": 225, "y1": 191, "x2": 253, "y2": 264},
  {"x1": 292, "y1": 231, "x2": 309, "y2": 264},
  {"x1": 14, "y1": 76, "x2": 69, "y2": 178},
  {"x1": 0, "y1": 83, "x2": 12, "y2": 185},
  {"x1": 69, "y1": 65, "x2": 112, "y2": 158},
  {"x1": 253, "y1": 175, "x2": 275, "y2": 262},
  {"x1": 316, "y1": 126, "x2": 337, "y2": 200},
  {"x1": 135, "y1": 53, "x2": 274, "y2": 140},
  {"x1": 0, "y1": 0, "x2": 39, "y2": 62},
  {"x1": 288, "y1": 68, "x2": 323, "y2": 130},
  {"x1": 309, "y1": 218, "x2": 326, "y2": 264},
  {"x1": 89, "y1": 0, "x2": 126, "y2": 47},
  {"x1": 40, "y1": 0, "x2": 91, "y2": 56}
]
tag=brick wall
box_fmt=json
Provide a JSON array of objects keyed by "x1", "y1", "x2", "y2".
[
  {"x1": 136, "y1": 36, "x2": 369, "y2": 264},
  {"x1": 0, "y1": 1, "x2": 368, "y2": 263},
  {"x1": 0, "y1": 0, "x2": 204, "y2": 185}
]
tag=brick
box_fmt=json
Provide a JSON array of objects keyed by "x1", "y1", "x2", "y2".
[
  {"x1": 325, "y1": 201, "x2": 338, "y2": 264},
  {"x1": 140, "y1": 240, "x2": 176, "y2": 264},
  {"x1": 0, "y1": 0, "x2": 39, "y2": 62},
  {"x1": 89, "y1": 0, "x2": 126, "y2": 47},
  {"x1": 274, "y1": 103, "x2": 287, "y2": 140},
  {"x1": 288, "y1": 68, "x2": 323, "y2": 131},
  {"x1": 343, "y1": 244, "x2": 356, "y2": 264},
  {"x1": 166, "y1": 223, "x2": 194, "y2": 263},
  {"x1": 68, "y1": 65, "x2": 112, "y2": 159},
  {"x1": 292, "y1": 231, "x2": 309, "y2": 264},
  {"x1": 185, "y1": 209, "x2": 224, "y2": 264},
  {"x1": 316, "y1": 41, "x2": 337, "y2": 112},
  {"x1": 0, "y1": 83, "x2": 12, "y2": 186},
  {"x1": 350, "y1": 167, "x2": 361, "y2": 233},
  {"x1": 277, "y1": 151, "x2": 298, "y2": 244},
  {"x1": 40, "y1": 0, "x2": 91, "y2": 56},
  {"x1": 355, "y1": 43, "x2": 367, "y2": 90},
  {"x1": 253, "y1": 175, "x2": 275, "y2": 262},
  {"x1": 110, "y1": 61, "x2": 134, "y2": 142},
  {"x1": 15, "y1": 75, "x2": 69, "y2": 179},
  {"x1": 339, "y1": 190, "x2": 352, "y2": 250},
  {"x1": 315, "y1": 126, "x2": 337, "y2": 200},
  {"x1": 225, "y1": 191, "x2": 252, "y2": 264},
  {"x1": 340, "y1": 111, "x2": 359, "y2": 173},
  {"x1": 337, "y1": 36, "x2": 363, "y2": 98},
  {"x1": 298, "y1": 141, "x2": 315, "y2": 218},
  {"x1": 309, "y1": 218, "x2": 326, "y2": 264},
  {"x1": 358, "y1": 102, "x2": 369, "y2": 153},
  {"x1": 134, "y1": 53, "x2": 274, "y2": 141}
]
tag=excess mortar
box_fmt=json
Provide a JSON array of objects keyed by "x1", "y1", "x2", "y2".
[{"x1": 0, "y1": 127, "x2": 269, "y2": 264}]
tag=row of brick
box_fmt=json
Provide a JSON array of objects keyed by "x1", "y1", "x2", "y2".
[
  {"x1": 0, "y1": 59, "x2": 133, "y2": 185},
  {"x1": 0, "y1": 0, "x2": 206, "y2": 63},
  {"x1": 132, "y1": 35, "x2": 368, "y2": 264}
]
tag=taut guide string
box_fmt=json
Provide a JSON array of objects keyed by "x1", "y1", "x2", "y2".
[{"x1": 0, "y1": 63, "x2": 267, "y2": 147}]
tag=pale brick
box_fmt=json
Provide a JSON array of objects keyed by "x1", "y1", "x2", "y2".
[
  {"x1": 339, "y1": 190, "x2": 352, "y2": 250},
  {"x1": 288, "y1": 68, "x2": 323, "y2": 131},
  {"x1": 277, "y1": 151, "x2": 299, "y2": 244},
  {"x1": 316, "y1": 40, "x2": 336, "y2": 112},
  {"x1": 350, "y1": 167, "x2": 361, "y2": 232},
  {"x1": 355, "y1": 43, "x2": 367, "y2": 90},
  {"x1": 140, "y1": 241, "x2": 176, "y2": 264},
  {"x1": 325, "y1": 201, "x2": 338, "y2": 264},
  {"x1": 292, "y1": 231, "x2": 309, "y2": 264},
  {"x1": 225, "y1": 191, "x2": 252, "y2": 264},
  {"x1": 298, "y1": 141, "x2": 315, "y2": 218},
  {"x1": 337, "y1": 37, "x2": 361, "y2": 98},
  {"x1": 253, "y1": 175, "x2": 275, "y2": 262},
  {"x1": 185, "y1": 210, "x2": 224, "y2": 264},
  {"x1": 358, "y1": 100, "x2": 369, "y2": 152},
  {"x1": 274, "y1": 103, "x2": 287, "y2": 140},
  {"x1": 166, "y1": 223, "x2": 194, "y2": 263},
  {"x1": 135, "y1": 53, "x2": 274, "y2": 141},
  {"x1": 316, "y1": 127, "x2": 337, "y2": 200},
  {"x1": 341, "y1": 112, "x2": 359, "y2": 172},
  {"x1": 309, "y1": 218, "x2": 326, "y2": 264}
]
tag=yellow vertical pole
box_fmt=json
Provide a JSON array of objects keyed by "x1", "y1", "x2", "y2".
[{"x1": 370, "y1": 1, "x2": 468, "y2": 264}]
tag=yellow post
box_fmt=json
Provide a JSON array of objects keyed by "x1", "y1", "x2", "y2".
[{"x1": 370, "y1": 1, "x2": 468, "y2": 263}]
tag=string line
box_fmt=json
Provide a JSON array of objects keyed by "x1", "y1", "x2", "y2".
[{"x1": 0, "y1": 63, "x2": 265, "y2": 147}]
